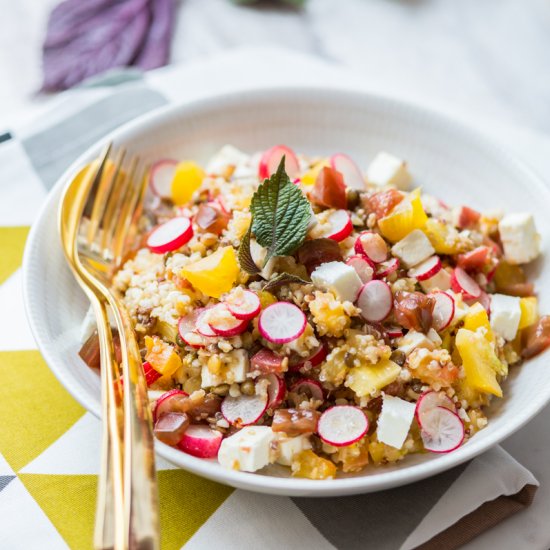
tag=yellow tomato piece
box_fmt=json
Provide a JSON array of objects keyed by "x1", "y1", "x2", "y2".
[
  {"x1": 291, "y1": 450, "x2": 336, "y2": 480},
  {"x1": 258, "y1": 290, "x2": 277, "y2": 309},
  {"x1": 345, "y1": 359, "x2": 401, "y2": 397},
  {"x1": 422, "y1": 218, "x2": 465, "y2": 255},
  {"x1": 171, "y1": 161, "x2": 205, "y2": 206},
  {"x1": 455, "y1": 329, "x2": 505, "y2": 397},
  {"x1": 378, "y1": 189, "x2": 428, "y2": 243},
  {"x1": 144, "y1": 335, "x2": 182, "y2": 376},
  {"x1": 368, "y1": 438, "x2": 405, "y2": 464},
  {"x1": 463, "y1": 302, "x2": 494, "y2": 342},
  {"x1": 300, "y1": 160, "x2": 329, "y2": 186},
  {"x1": 519, "y1": 297, "x2": 539, "y2": 330},
  {"x1": 180, "y1": 246, "x2": 239, "y2": 298}
]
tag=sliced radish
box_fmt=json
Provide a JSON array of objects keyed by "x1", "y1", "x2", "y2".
[
  {"x1": 147, "y1": 217, "x2": 193, "y2": 254},
  {"x1": 346, "y1": 255, "x2": 374, "y2": 283},
  {"x1": 357, "y1": 280, "x2": 393, "y2": 323},
  {"x1": 354, "y1": 231, "x2": 388, "y2": 263},
  {"x1": 451, "y1": 267, "x2": 481, "y2": 299},
  {"x1": 258, "y1": 145, "x2": 300, "y2": 180},
  {"x1": 290, "y1": 378, "x2": 324, "y2": 401},
  {"x1": 415, "y1": 390, "x2": 456, "y2": 427},
  {"x1": 177, "y1": 425, "x2": 223, "y2": 458},
  {"x1": 457, "y1": 246, "x2": 490, "y2": 272},
  {"x1": 420, "y1": 406, "x2": 465, "y2": 453},
  {"x1": 329, "y1": 153, "x2": 365, "y2": 190},
  {"x1": 317, "y1": 406, "x2": 369, "y2": 447},
  {"x1": 289, "y1": 344, "x2": 328, "y2": 372},
  {"x1": 207, "y1": 304, "x2": 249, "y2": 337},
  {"x1": 225, "y1": 290, "x2": 261, "y2": 320},
  {"x1": 477, "y1": 291, "x2": 492, "y2": 315},
  {"x1": 178, "y1": 312, "x2": 208, "y2": 348},
  {"x1": 153, "y1": 389, "x2": 189, "y2": 422},
  {"x1": 195, "y1": 308, "x2": 217, "y2": 337},
  {"x1": 149, "y1": 159, "x2": 178, "y2": 199},
  {"x1": 182, "y1": 331, "x2": 207, "y2": 349},
  {"x1": 324, "y1": 210, "x2": 353, "y2": 242},
  {"x1": 258, "y1": 302, "x2": 307, "y2": 344},
  {"x1": 430, "y1": 291, "x2": 455, "y2": 332},
  {"x1": 221, "y1": 393, "x2": 268, "y2": 426},
  {"x1": 376, "y1": 257, "x2": 400, "y2": 278},
  {"x1": 261, "y1": 373, "x2": 286, "y2": 408},
  {"x1": 385, "y1": 326, "x2": 404, "y2": 339},
  {"x1": 407, "y1": 256, "x2": 442, "y2": 281}
]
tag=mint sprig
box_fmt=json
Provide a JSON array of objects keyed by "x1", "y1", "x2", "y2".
[{"x1": 238, "y1": 224, "x2": 261, "y2": 275}]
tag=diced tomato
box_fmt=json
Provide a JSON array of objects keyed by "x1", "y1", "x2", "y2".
[
  {"x1": 309, "y1": 167, "x2": 347, "y2": 209},
  {"x1": 195, "y1": 203, "x2": 230, "y2": 235},
  {"x1": 364, "y1": 189, "x2": 404, "y2": 219},
  {"x1": 457, "y1": 246, "x2": 490, "y2": 272},
  {"x1": 250, "y1": 348, "x2": 286, "y2": 374},
  {"x1": 457, "y1": 206, "x2": 481, "y2": 229},
  {"x1": 522, "y1": 316, "x2": 550, "y2": 359}
]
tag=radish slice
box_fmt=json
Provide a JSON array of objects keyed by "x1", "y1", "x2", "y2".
[
  {"x1": 147, "y1": 217, "x2": 193, "y2": 254},
  {"x1": 178, "y1": 313, "x2": 208, "y2": 348},
  {"x1": 225, "y1": 290, "x2": 261, "y2": 320},
  {"x1": 182, "y1": 331, "x2": 207, "y2": 349},
  {"x1": 420, "y1": 406, "x2": 465, "y2": 453},
  {"x1": 354, "y1": 231, "x2": 388, "y2": 263},
  {"x1": 451, "y1": 267, "x2": 481, "y2": 299},
  {"x1": 324, "y1": 210, "x2": 353, "y2": 242},
  {"x1": 407, "y1": 256, "x2": 442, "y2": 281},
  {"x1": 317, "y1": 406, "x2": 369, "y2": 447},
  {"x1": 149, "y1": 159, "x2": 178, "y2": 199},
  {"x1": 415, "y1": 390, "x2": 456, "y2": 427},
  {"x1": 177, "y1": 425, "x2": 223, "y2": 458},
  {"x1": 385, "y1": 326, "x2": 404, "y2": 339},
  {"x1": 258, "y1": 145, "x2": 300, "y2": 180},
  {"x1": 289, "y1": 344, "x2": 328, "y2": 372},
  {"x1": 346, "y1": 255, "x2": 375, "y2": 283},
  {"x1": 290, "y1": 378, "x2": 324, "y2": 401},
  {"x1": 207, "y1": 304, "x2": 248, "y2": 337},
  {"x1": 261, "y1": 373, "x2": 286, "y2": 408},
  {"x1": 258, "y1": 302, "x2": 307, "y2": 344},
  {"x1": 430, "y1": 291, "x2": 455, "y2": 332},
  {"x1": 221, "y1": 393, "x2": 268, "y2": 426},
  {"x1": 376, "y1": 257, "x2": 400, "y2": 278},
  {"x1": 153, "y1": 389, "x2": 189, "y2": 422},
  {"x1": 330, "y1": 153, "x2": 365, "y2": 190},
  {"x1": 469, "y1": 290, "x2": 492, "y2": 315},
  {"x1": 195, "y1": 308, "x2": 217, "y2": 337},
  {"x1": 357, "y1": 280, "x2": 393, "y2": 323}
]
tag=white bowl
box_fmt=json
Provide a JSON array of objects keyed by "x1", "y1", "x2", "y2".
[{"x1": 23, "y1": 87, "x2": 550, "y2": 497}]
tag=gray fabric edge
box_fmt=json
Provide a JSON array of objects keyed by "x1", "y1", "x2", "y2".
[{"x1": 0, "y1": 475, "x2": 15, "y2": 492}]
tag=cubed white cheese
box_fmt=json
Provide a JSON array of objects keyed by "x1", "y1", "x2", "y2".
[
  {"x1": 419, "y1": 268, "x2": 452, "y2": 293},
  {"x1": 498, "y1": 213, "x2": 541, "y2": 265},
  {"x1": 200, "y1": 349, "x2": 249, "y2": 388},
  {"x1": 275, "y1": 434, "x2": 312, "y2": 466},
  {"x1": 377, "y1": 394, "x2": 416, "y2": 449},
  {"x1": 206, "y1": 144, "x2": 249, "y2": 175},
  {"x1": 366, "y1": 152, "x2": 412, "y2": 190},
  {"x1": 490, "y1": 293, "x2": 521, "y2": 341},
  {"x1": 396, "y1": 330, "x2": 437, "y2": 355},
  {"x1": 218, "y1": 426, "x2": 276, "y2": 472},
  {"x1": 391, "y1": 230, "x2": 435, "y2": 268},
  {"x1": 311, "y1": 261, "x2": 362, "y2": 303}
]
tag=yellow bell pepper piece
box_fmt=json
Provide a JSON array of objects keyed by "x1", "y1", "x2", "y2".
[
  {"x1": 519, "y1": 297, "x2": 539, "y2": 330},
  {"x1": 180, "y1": 246, "x2": 240, "y2": 298},
  {"x1": 378, "y1": 189, "x2": 428, "y2": 243},
  {"x1": 144, "y1": 336, "x2": 182, "y2": 376},
  {"x1": 291, "y1": 450, "x2": 336, "y2": 480},
  {"x1": 455, "y1": 329, "x2": 505, "y2": 397},
  {"x1": 171, "y1": 161, "x2": 205, "y2": 206},
  {"x1": 422, "y1": 218, "x2": 465, "y2": 255},
  {"x1": 463, "y1": 302, "x2": 494, "y2": 342},
  {"x1": 345, "y1": 359, "x2": 401, "y2": 397},
  {"x1": 300, "y1": 160, "x2": 329, "y2": 186}
]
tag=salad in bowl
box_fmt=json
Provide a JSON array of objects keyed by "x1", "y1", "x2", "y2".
[{"x1": 79, "y1": 143, "x2": 550, "y2": 479}]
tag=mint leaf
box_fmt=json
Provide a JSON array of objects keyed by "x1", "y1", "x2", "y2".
[
  {"x1": 251, "y1": 157, "x2": 311, "y2": 264},
  {"x1": 263, "y1": 272, "x2": 309, "y2": 292},
  {"x1": 238, "y1": 224, "x2": 261, "y2": 275}
]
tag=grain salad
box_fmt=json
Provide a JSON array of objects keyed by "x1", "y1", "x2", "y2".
[{"x1": 78, "y1": 144, "x2": 550, "y2": 479}]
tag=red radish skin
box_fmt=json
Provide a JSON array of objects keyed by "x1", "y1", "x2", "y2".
[
  {"x1": 143, "y1": 361, "x2": 161, "y2": 386},
  {"x1": 258, "y1": 145, "x2": 300, "y2": 180},
  {"x1": 354, "y1": 231, "x2": 388, "y2": 263},
  {"x1": 451, "y1": 267, "x2": 482, "y2": 300},
  {"x1": 153, "y1": 389, "x2": 189, "y2": 422},
  {"x1": 325, "y1": 210, "x2": 353, "y2": 242},
  {"x1": 376, "y1": 258, "x2": 400, "y2": 278},
  {"x1": 149, "y1": 159, "x2": 178, "y2": 198},
  {"x1": 182, "y1": 331, "x2": 207, "y2": 349},
  {"x1": 250, "y1": 348, "x2": 285, "y2": 375},
  {"x1": 290, "y1": 378, "x2": 324, "y2": 401},
  {"x1": 261, "y1": 373, "x2": 286, "y2": 408},
  {"x1": 147, "y1": 217, "x2": 193, "y2": 254},
  {"x1": 221, "y1": 394, "x2": 268, "y2": 426},
  {"x1": 457, "y1": 246, "x2": 490, "y2": 272},
  {"x1": 420, "y1": 406, "x2": 465, "y2": 453},
  {"x1": 357, "y1": 280, "x2": 393, "y2": 323},
  {"x1": 207, "y1": 304, "x2": 249, "y2": 337},
  {"x1": 258, "y1": 302, "x2": 307, "y2": 344},
  {"x1": 346, "y1": 255, "x2": 375, "y2": 283},
  {"x1": 415, "y1": 390, "x2": 456, "y2": 427},
  {"x1": 195, "y1": 308, "x2": 217, "y2": 337},
  {"x1": 430, "y1": 291, "x2": 455, "y2": 332},
  {"x1": 407, "y1": 256, "x2": 442, "y2": 281},
  {"x1": 385, "y1": 326, "x2": 404, "y2": 339},
  {"x1": 317, "y1": 406, "x2": 369, "y2": 447},
  {"x1": 225, "y1": 290, "x2": 261, "y2": 320},
  {"x1": 177, "y1": 425, "x2": 223, "y2": 458},
  {"x1": 289, "y1": 344, "x2": 328, "y2": 372},
  {"x1": 329, "y1": 153, "x2": 365, "y2": 190}
]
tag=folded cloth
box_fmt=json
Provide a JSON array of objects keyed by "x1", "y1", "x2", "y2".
[{"x1": 0, "y1": 48, "x2": 540, "y2": 550}]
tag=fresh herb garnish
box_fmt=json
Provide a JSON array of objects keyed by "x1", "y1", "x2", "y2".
[
  {"x1": 262, "y1": 272, "x2": 309, "y2": 291},
  {"x1": 238, "y1": 224, "x2": 261, "y2": 275}
]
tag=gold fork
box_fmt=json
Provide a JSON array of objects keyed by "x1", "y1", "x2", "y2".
[{"x1": 59, "y1": 143, "x2": 159, "y2": 549}]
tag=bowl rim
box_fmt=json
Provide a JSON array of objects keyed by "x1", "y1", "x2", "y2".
[{"x1": 22, "y1": 85, "x2": 550, "y2": 496}]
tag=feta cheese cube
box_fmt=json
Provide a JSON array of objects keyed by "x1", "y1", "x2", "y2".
[
  {"x1": 396, "y1": 330, "x2": 437, "y2": 355},
  {"x1": 366, "y1": 152, "x2": 412, "y2": 190},
  {"x1": 490, "y1": 293, "x2": 521, "y2": 341},
  {"x1": 218, "y1": 426, "x2": 276, "y2": 472},
  {"x1": 377, "y1": 394, "x2": 416, "y2": 449},
  {"x1": 391, "y1": 230, "x2": 435, "y2": 268},
  {"x1": 206, "y1": 144, "x2": 249, "y2": 175},
  {"x1": 498, "y1": 213, "x2": 541, "y2": 264},
  {"x1": 419, "y1": 268, "x2": 452, "y2": 293},
  {"x1": 275, "y1": 434, "x2": 312, "y2": 466},
  {"x1": 311, "y1": 261, "x2": 362, "y2": 303},
  {"x1": 201, "y1": 349, "x2": 249, "y2": 388}
]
